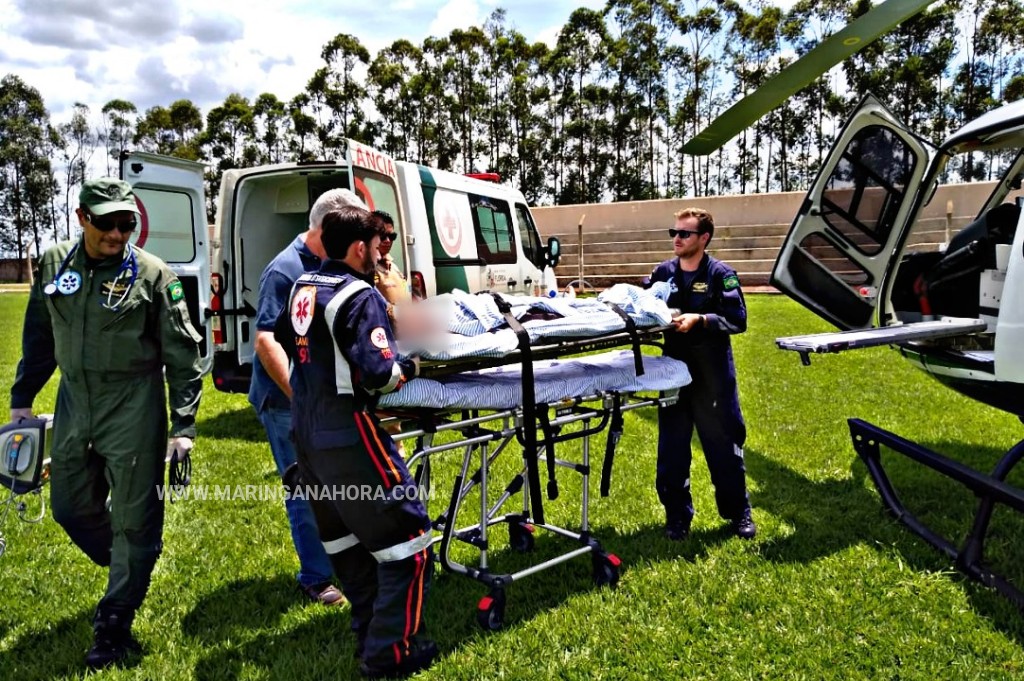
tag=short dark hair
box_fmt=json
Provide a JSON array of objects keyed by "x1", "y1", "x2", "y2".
[
  {"x1": 372, "y1": 209, "x2": 394, "y2": 227},
  {"x1": 321, "y1": 207, "x2": 381, "y2": 260},
  {"x1": 674, "y1": 207, "x2": 715, "y2": 241}
]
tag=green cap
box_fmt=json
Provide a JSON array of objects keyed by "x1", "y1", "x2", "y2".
[{"x1": 79, "y1": 177, "x2": 141, "y2": 216}]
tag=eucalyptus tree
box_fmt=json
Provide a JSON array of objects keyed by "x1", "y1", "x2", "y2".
[
  {"x1": 501, "y1": 33, "x2": 551, "y2": 203},
  {"x1": 785, "y1": 0, "x2": 850, "y2": 182},
  {"x1": 367, "y1": 39, "x2": 424, "y2": 160},
  {"x1": 313, "y1": 33, "x2": 371, "y2": 154},
  {"x1": 56, "y1": 102, "x2": 95, "y2": 241},
  {"x1": 0, "y1": 75, "x2": 55, "y2": 264},
  {"x1": 547, "y1": 8, "x2": 614, "y2": 204},
  {"x1": 439, "y1": 26, "x2": 488, "y2": 173},
  {"x1": 843, "y1": 0, "x2": 957, "y2": 141},
  {"x1": 414, "y1": 36, "x2": 460, "y2": 169},
  {"x1": 198, "y1": 93, "x2": 256, "y2": 220},
  {"x1": 481, "y1": 10, "x2": 514, "y2": 177},
  {"x1": 252, "y1": 93, "x2": 288, "y2": 164},
  {"x1": 287, "y1": 93, "x2": 319, "y2": 162},
  {"x1": 666, "y1": 0, "x2": 730, "y2": 197},
  {"x1": 605, "y1": 0, "x2": 674, "y2": 199},
  {"x1": 100, "y1": 99, "x2": 138, "y2": 175}
]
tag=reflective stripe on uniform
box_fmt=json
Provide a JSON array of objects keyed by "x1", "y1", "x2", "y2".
[
  {"x1": 370, "y1": 530, "x2": 432, "y2": 563},
  {"x1": 322, "y1": 534, "x2": 360, "y2": 554},
  {"x1": 379, "y1": 362, "x2": 404, "y2": 393},
  {"x1": 323, "y1": 279, "x2": 371, "y2": 396}
]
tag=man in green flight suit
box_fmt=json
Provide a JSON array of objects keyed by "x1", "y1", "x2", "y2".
[{"x1": 8, "y1": 178, "x2": 204, "y2": 670}]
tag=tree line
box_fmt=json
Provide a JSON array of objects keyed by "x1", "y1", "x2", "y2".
[{"x1": 1, "y1": 0, "x2": 1021, "y2": 261}]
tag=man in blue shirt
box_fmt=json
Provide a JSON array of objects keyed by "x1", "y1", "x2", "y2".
[
  {"x1": 648, "y1": 207, "x2": 755, "y2": 541},
  {"x1": 249, "y1": 188, "x2": 367, "y2": 604}
]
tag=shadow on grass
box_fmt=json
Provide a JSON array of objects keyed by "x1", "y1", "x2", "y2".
[
  {"x1": 181, "y1": 522, "x2": 736, "y2": 680},
  {"x1": 197, "y1": 405, "x2": 266, "y2": 442},
  {"x1": 744, "y1": 443, "x2": 1024, "y2": 642},
  {"x1": 0, "y1": 607, "x2": 95, "y2": 681}
]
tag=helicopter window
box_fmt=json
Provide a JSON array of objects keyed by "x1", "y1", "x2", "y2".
[{"x1": 821, "y1": 126, "x2": 917, "y2": 256}]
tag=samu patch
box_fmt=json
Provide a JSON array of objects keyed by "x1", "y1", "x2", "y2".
[
  {"x1": 291, "y1": 286, "x2": 317, "y2": 335},
  {"x1": 722, "y1": 274, "x2": 740, "y2": 291},
  {"x1": 168, "y1": 281, "x2": 184, "y2": 302}
]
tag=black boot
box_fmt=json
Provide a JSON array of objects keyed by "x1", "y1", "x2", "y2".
[{"x1": 85, "y1": 608, "x2": 142, "y2": 670}]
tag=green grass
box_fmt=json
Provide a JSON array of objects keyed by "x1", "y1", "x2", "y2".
[{"x1": 2, "y1": 292, "x2": 1024, "y2": 679}]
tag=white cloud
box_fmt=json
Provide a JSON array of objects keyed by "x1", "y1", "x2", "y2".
[{"x1": 428, "y1": 0, "x2": 483, "y2": 37}]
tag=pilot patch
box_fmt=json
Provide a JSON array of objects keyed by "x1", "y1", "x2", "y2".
[
  {"x1": 722, "y1": 274, "x2": 740, "y2": 290},
  {"x1": 102, "y1": 280, "x2": 131, "y2": 298},
  {"x1": 370, "y1": 327, "x2": 389, "y2": 349},
  {"x1": 692, "y1": 281, "x2": 708, "y2": 293},
  {"x1": 291, "y1": 286, "x2": 317, "y2": 335}
]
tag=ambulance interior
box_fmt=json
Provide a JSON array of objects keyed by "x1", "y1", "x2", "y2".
[{"x1": 228, "y1": 170, "x2": 407, "y2": 366}]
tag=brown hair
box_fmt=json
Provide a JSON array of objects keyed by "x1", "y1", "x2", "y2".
[{"x1": 673, "y1": 207, "x2": 715, "y2": 241}]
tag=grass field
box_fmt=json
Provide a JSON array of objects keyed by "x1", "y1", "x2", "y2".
[{"x1": 1, "y1": 291, "x2": 1024, "y2": 680}]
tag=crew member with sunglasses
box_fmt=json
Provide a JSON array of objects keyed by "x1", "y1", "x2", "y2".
[
  {"x1": 371, "y1": 210, "x2": 410, "y2": 309},
  {"x1": 9, "y1": 177, "x2": 203, "y2": 669},
  {"x1": 647, "y1": 207, "x2": 756, "y2": 542}
]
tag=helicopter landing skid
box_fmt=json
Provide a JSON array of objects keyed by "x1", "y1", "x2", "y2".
[{"x1": 848, "y1": 418, "x2": 1024, "y2": 607}]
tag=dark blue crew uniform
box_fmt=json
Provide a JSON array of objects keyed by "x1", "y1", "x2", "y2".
[
  {"x1": 649, "y1": 253, "x2": 751, "y2": 528},
  {"x1": 276, "y1": 259, "x2": 434, "y2": 672}
]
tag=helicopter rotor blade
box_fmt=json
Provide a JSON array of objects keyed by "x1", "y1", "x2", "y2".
[{"x1": 681, "y1": 0, "x2": 937, "y2": 156}]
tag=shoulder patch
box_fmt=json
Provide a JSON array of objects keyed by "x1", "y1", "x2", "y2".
[
  {"x1": 722, "y1": 274, "x2": 740, "y2": 291},
  {"x1": 168, "y1": 281, "x2": 184, "y2": 302},
  {"x1": 369, "y1": 327, "x2": 389, "y2": 349},
  {"x1": 291, "y1": 286, "x2": 317, "y2": 335}
]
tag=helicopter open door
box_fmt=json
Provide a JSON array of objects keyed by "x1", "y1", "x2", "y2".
[{"x1": 771, "y1": 94, "x2": 931, "y2": 331}]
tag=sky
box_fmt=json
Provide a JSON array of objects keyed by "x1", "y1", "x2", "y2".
[{"x1": 0, "y1": 0, "x2": 606, "y2": 123}]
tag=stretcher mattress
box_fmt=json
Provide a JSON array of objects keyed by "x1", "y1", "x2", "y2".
[
  {"x1": 378, "y1": 350, "x2": 690, "y2": 411},
  {"x1": 398, "y1": 284, "x2": 676, "y2": 361}
]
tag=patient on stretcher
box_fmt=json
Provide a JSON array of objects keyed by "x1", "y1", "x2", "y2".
[{"x1": 390, "y1": 284, "x2": 675, "y2": 362}]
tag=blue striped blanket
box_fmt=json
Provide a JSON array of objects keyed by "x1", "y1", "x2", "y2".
[{"x1": 378, "y1": 350, "x2": 690, "y2": 411}]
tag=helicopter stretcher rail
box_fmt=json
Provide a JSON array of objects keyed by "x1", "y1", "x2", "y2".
[
  {"x1": 776, "y1": 318, "x2": 988, "y2": 365},
  {"x1": 375, "y1": 345, "x2": 690, "y2": 629}
]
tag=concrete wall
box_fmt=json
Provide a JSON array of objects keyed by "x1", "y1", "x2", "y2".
[{"x1": 532, "y1": 182, "x2": 1014, "y2": 289}]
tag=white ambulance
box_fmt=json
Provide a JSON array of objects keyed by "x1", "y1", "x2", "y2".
[{"x1": 120, "y1": 140, "x2": 561, "y2": 393}]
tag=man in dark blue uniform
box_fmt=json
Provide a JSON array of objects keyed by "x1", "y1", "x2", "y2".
[
  {"x1": 277, "y1": 206, "x2": 435, "y2": 678},
  {"x1": 648, "y1": 207, "x2": 755, "y2": 541}
]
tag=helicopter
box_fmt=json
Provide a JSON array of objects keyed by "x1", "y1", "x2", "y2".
[{"x1": 683, "y1": 0, "x2": 1024, "y2": 605}]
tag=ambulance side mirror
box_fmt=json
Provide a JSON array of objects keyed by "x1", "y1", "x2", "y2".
[{"x1": 546, "y1": 237, "x2": 561, "y2": 268}]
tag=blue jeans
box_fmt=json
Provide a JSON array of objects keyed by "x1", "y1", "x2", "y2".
[{"x1": 258, "y1": 406, "x2": 334, "y2": 588}]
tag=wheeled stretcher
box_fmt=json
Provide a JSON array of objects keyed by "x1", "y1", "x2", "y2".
[{"x1": 375, "y1": 288, "x2": 689, "y2": 628}]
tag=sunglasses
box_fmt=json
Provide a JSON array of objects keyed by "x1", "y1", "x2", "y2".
[
  {"x1": 381, "y1": 232, "x2": 398, "y2": 242},
  {"x1": 668, "y1": 228, "x2": 702, "y2": 240},
  {"x1": 85, "y1": 211, "x2": 138, "y2": 234}
]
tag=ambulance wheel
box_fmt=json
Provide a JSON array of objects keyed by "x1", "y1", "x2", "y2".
[
  {"x1": 508, "y1": 520, "x2": 535, "y2": 553},
  {"x1": 592, "y1": 552, "x2": 621, "y2": 588},
  {"x1": 476, "y1": 589, "x2": 506, "y2": 631}
]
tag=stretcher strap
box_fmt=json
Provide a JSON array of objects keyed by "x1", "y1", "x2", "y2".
[
  {"x1": 603, "y1": 301, "x2": 644, "y2": 376},
  {"x1": 537, "y1": 408, "x2": 558, "y2": 500},
  {"x1": 489, "y1": 292, "x2": 545, "y2": 524},
  {"x1": 600, "y1": 394, "x2": 624, "y2": 497}
]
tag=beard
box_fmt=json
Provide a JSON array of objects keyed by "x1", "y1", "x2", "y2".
[{"x1": 361, "y1": 247, "x2": 377, "y2": 275}]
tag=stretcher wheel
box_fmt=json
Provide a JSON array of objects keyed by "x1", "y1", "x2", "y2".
[
  {"x1": 476, "y1": 589, "x2": 506, "y2": 631},
  {"x1": 592, "y1": 552, "x2": 621, "y2": 588},
  {"x1": 508, "y1": 521, "x2": 535, "y2": 553}
]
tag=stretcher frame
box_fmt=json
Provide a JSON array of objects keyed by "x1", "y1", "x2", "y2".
[{"x1": 379, "y1": 295, "x2": 678, "y2": 628}]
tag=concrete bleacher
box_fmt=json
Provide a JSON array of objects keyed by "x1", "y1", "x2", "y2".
[{"x1": 531, "y1": 183, "x2": 1002, "y2": 291}]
